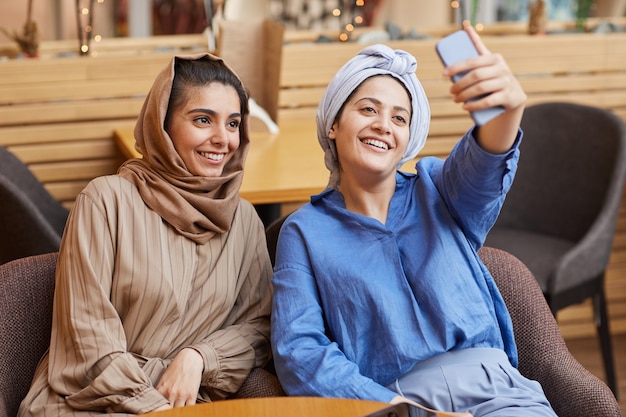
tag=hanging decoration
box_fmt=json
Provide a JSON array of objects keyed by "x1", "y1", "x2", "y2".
[
  {"x1": 0, "y1": 0, "x2": 40, "y2": 57},
  {"x1": 76, "y1": 0, "x2": 105, "y2": 56}
]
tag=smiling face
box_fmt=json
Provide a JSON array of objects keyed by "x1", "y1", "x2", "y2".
[
  {"x1": 329, "y1": 75, "x2": 412, "y2": 185},
  {"x1": 166, "y1": 82, "x2": 242, "y2": 177}
]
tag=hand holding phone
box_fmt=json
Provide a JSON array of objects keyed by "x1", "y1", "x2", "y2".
[{"x1": 435, "y1": 30, "x2": 504, "y2": 126}]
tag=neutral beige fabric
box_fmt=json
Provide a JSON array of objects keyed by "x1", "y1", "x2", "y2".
[
  {"x1": 18, "y1": 176, "x2": 272, "y2": 416},
  {"x1": 118, "y1": 53, "x2": 250, "y2": 244}
]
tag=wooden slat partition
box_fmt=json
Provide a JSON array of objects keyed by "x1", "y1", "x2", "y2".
[
  {"x1": 276, "y1": 31, "x2": 626, "y2": 339},
  {"x1": 0, "y1": 52, "x2": 183, "y2": 209}
]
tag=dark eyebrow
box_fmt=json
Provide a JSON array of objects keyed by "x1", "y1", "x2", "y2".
[
  {"x1": 187, "y1": 108, "x2": 242, "y2": 119},
  {"x1": 356, "y1": 97, "x2": 410, "y2": 115}
]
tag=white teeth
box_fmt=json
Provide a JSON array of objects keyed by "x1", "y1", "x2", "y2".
[
  {"x1": 362, "y1": 139, "x2": 389, "y2": 150},
  {"x1": 199, "y1": 151, "x2": 224, "y2": 161}
]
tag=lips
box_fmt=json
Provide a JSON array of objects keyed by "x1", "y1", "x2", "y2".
[
  {"x1": 361, "y1": 138, "x2": 390, "y2": 150},
  {"x1": 198, "y1": 151, "x2": 225, "y2": 161}
]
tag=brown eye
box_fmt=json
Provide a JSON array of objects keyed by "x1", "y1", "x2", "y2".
[
  {"x1": 395, "y1": 115, "x2": 408, "y2": 124},
  {"x1": 194, "y1": 116, "x2": 210, "y2": 124}
]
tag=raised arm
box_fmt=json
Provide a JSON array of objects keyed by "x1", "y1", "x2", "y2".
[{"x1": 443, "y1": 26, "x2": 527, "y2": 154}]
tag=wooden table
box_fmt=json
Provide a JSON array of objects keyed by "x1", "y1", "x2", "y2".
[
  {"x1": 143, "y1": 396, "x2": 390, "y2": 417},
  {"x1": 114, "y1": 119, "x2": 329, "y2": 205}
]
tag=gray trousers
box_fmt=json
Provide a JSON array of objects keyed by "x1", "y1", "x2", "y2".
[{"x1": 386, "y1": 348, "x2": 557, "y2": 417}]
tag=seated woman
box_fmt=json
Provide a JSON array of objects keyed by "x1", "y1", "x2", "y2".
[
  {"x1": 270, "y1": 27, "x2": 557, "y2": 416},
  {"x1": 18, "y1": 53, "x2": 273, "y2": 416}
]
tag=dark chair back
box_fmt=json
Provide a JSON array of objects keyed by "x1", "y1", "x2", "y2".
[
  {"x1": 491, "y1": 102, "x2": 626, "y2": 285},
  {"x1": 265, "y1": 214, "x2": 290, "y2": 267},
  {"x1": 0, "y1": 147, "x2": 69, "y2": 264},
  {"x1": 0, "y1": 252, "x2": 58, "y2": 417}
]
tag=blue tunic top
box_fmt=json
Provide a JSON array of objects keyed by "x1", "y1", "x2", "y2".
[{"x1": 271, "y1": 129, "x2": 522, "y2": 403}]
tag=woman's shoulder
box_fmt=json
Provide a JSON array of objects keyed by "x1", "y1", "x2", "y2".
[
  {"x1": 231, "y1": 198, "x2": 266, "y2": 234},
  {"x1": 280, "y1": 201, "x2": 336, "y2": 237},
  {"x1": 78, "y1": 175, "x2": 140, "y2": 205},
  {"x1": 83, "y1": 174, "x2": 136, "y2": 193}
]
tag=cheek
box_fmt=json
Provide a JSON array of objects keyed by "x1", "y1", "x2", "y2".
[
  {"x1": 392, "y1": 130, "x2": 411, "y2": 163},
  {"x1": 399, "y1": 128, "x2": 411, "y2": 150},
  {"x1": 229, "y1": 133, "x2": 241, "y2": 152}
]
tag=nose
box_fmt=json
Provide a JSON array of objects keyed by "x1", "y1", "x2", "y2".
[
  {"x1": 210, "y1": 125, "x2": 228, "y2": 146},
  {"x1": 372, "y1": 115, "x2": 391, "y2": 134}
]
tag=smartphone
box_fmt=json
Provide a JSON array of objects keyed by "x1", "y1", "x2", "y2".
[{"x1": 435, "y1": 30, "x2": 505, "y2": 126}]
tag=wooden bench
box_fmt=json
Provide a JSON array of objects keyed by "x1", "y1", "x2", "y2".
[{"x1": 0, "y1": 52, "x2": 180, "y2": 208}]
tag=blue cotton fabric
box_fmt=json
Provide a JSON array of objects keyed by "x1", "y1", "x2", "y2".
[{"x1": 271, "y1": 128, "x2": 521, "y2": 403}]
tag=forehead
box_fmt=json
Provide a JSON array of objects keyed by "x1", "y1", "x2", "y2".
[
  {"x1": 179, "y1": 82, "x2": 240, "y2": 108},
  {"x1": 351, "y1": 76, "x2": 411, "y2": 106}
]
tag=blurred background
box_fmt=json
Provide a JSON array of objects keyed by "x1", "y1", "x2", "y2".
[{"x1": 1, "y1": 0, "x2": 624, "y2": 45}]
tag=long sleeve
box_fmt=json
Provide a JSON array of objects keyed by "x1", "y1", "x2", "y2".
[
  {"x1": 430, "y1": 128, "x2": 521, "y2": 248},
  {"x1": 51, "y1": 179, "x2": 166, "y2": 414}
]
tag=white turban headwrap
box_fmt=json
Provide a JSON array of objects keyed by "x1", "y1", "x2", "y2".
[{"x1": 316, "y1": 44, "x2": 431, "y2": 189}]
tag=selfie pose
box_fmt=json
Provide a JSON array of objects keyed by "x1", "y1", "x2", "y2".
[
  {"x1": 18, "y1": 53, "x2": 272, "y2": 416},
  {"x1": 271, "y1": 27, "x2": 557, "y2": 416}
]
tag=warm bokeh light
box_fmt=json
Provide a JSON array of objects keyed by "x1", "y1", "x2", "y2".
[
  {"x1": 354, "y1": 16, "x2": 363, "y2": 24},
  {"x1": 475, "y1": 23, "x2": 484, "y2": 31},
  {"x1": 345, "y1": 24, "x2": 354, "y2": 31},
  {"x1": 339, "y1": 33, "x2": 349, "y2": 41},
  {"x1": 451, "y1": 1, "x2": 460, "y2": 9},
  {"x1": 332, "y1": 8, "x2": 341, "y2": 17}
]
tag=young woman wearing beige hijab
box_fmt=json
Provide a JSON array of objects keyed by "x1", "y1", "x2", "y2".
[{"x1": 18, "y1": 53, "x2": 273, "y2": 416}]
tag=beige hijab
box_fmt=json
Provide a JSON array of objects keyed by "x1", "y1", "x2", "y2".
[{"x1": 118, "y1": 53, "x2": 250, "y2": 244}]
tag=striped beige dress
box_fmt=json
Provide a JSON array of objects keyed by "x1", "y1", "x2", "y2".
[{"x1": 18, "y1": 175, "x2": 273, "y2": 416}]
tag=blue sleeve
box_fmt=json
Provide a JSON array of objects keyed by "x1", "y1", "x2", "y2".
[
  {"x1": 270, "y1": 218, "x2": 397, "y2": 403},
  {"x1": 428, "y1": 128, "x2": 521, "y2": 248}
]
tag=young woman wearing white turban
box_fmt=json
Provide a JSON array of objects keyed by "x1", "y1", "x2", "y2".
[{"x1": 271, "y1": 27, "x2": 557, "y2": 417}]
